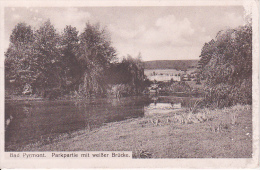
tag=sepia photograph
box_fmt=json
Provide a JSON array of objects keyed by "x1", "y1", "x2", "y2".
[{"x1": 1, "y1": 0, "x2": 259, "y2": 168}]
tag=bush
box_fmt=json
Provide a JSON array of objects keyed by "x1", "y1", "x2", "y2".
[
  {"x1": 203, "y1": 78, "x2": 252, "y2": 108},
  {"x1": 203, "y1": 83, "x2": 233, "y2": 108},
  {"x1": 107, "y1": 84, "x2": 133, "y2": 98},
  {"x1": 198, "y1": 24, "x2": 252, "y2": 107},
  {"x1": 162, "y1": 81, "x2": 191, "y2": 93}
]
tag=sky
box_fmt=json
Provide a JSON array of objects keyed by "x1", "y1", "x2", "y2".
[{"x1": 4, "y1": 6, "x2": 246, "y2": 61}]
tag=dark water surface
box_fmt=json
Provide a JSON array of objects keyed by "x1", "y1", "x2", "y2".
[{"x1": 5, "y1": 96, "x2": 198, "y2": 151}]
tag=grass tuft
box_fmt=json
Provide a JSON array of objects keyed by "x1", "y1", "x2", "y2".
[{"x1": 20, "y1": 104, "x2": 252, "y2": 158}]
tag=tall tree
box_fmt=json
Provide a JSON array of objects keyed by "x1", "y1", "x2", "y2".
[
  {"x1": 204, "y1": 25, "x2": 252, "y2": 85},
  {"x1": 32, "y1": 20, "x2": 62, "y2": 95},
  {"x1": 200, "y1": 24, "x2": 252, "y2": 107},
  {"x1": 60, "y1": 25, "x2": 80, "y2": 91},
  {"x1": 123, "y1": 54, "x2": 145, "y2": 94},
  {"x1": 77, "y1": 22, "x2": 116, "y2": 96},
  {"x1": 197, "y1": 39, "x2": 215, "y2": 70},
  {"x1": 106, "y1": 54, "x2": 145, "y2": 95},
  {"x1": 5, "y1": 22, "x2": 35, "y2": 93}
]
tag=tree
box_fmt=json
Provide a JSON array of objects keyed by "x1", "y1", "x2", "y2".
[
  {"x1": 199, "y1": 24, "x2": 252, "y2": 107},
  {"x1": 5, "y1": 23, "x2": 35, "y2": 94},
  {"x1": 123, "y1": 54, "x2": 145, "y2": 94},
  {"x1": 32, "y1": 20, "x2": 62, "y2": 95},
  {"x1": 204, "y1": 25, "x2": 252, "y2": 86},
  {"x1": 106, "y1": 54, "x2": 145, "y2": 95},
  {"x1": 77, "y1": 22, "x2": 116, "y2": 96},
  {"x1": 10, "y1": 22, "x2": 34, "y2": 45},
  {"x1": 5, "y1": 21, "x2": 147, "y2": 99},
  {"x1": 197, "y1": 39, "x2": 215, "y2": 70},
  {"x1": 60, "y1": 25, "x2": 81, "y2": 91}
]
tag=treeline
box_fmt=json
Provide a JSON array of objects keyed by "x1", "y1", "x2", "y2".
[
  {"x1": 198, "y1": 24, "x2": 252, "y2": 108},
  {"x1": 144, "y1": 60, "x2": 198, "y2": 70},
  {"x1": 5, "y1": 20, "x2": 145, "y2": 99}
]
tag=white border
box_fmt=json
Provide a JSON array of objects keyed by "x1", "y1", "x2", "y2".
[{"x1": 0, "y1": 0, "x2": 259, "y2": 168}]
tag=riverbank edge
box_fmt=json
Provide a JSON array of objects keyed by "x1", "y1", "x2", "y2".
[{"x1": 20, "y1": 104, "x2": 252, "y2": 158}]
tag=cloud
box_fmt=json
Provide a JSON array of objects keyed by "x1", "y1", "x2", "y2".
[
  {"x1": 4, "y1": 7, "x2": 245, "y2": 61},
  {"x1": 141, "y1": 15, "x2": 195, "y2": 46},
  {"x1": 12, "y1": 14, "x2": 21, "y2": 20},
  {"x1": 110, "y1": 14, "x2": 196, "y2": 50},
  {"x1": 192, "y1": 26, "x2": 212, "y2": 44},
  {"x1": 201, "y1": 27, "x2": 206, "y2": 33},
  {"x1": 140, "y1": 45, "x2": 202, "y2": 61},
  {"x1": 42, "y1": 8, "x2": 92, "y2": 32},
  {"x1": 109, "y1": 14, "x2": 203, "y2": 60},
  {"x1": 109, "y1": 25, "x2": 146, "y2": 39},
  {"x1": 206, "y1": 11, "x2": 244, "y2": 33},
  {"x1": 108, "y1": 15, "x2": 196, "y2": 56},
  {"x1": 225, "y1": 12, "x2": 244, "y2": 27}
]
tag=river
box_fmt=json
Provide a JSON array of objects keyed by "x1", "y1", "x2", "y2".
[{"x1": 5, "y1": 95, "x2": 198, "y2": 151}]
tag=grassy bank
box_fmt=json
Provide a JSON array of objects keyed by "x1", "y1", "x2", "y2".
[{"x1": 21, "y1": 105, "x2": 252, "y2": 158}]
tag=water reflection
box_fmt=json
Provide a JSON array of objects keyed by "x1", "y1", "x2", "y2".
[
  {"x1": 5, "y1": 95, "x2": 199, "y2": 151},
  {"x1": 5, "y1": 97, "x2": 148, "y2": 151}
]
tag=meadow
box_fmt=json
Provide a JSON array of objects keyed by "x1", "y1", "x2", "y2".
[{"x1": 21, "y1": 104, "x2": 252, "y2": 158}]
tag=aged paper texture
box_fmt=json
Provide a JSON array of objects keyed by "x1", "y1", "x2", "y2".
[{"x1": 0, "y1": 0, "x2": 259, "y2": 168}]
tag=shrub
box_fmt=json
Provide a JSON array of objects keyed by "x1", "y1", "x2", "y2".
[
  {"x1": 203, "y1": 78, "x2": 252, "y2": 108},
  {"x1": 107, "y1": 84, "x2": 133, "y2": 98},
  {"x1": 163, "y1": 81, "x2": 191, "y2": 93},
  {"x1": 198, "y1": 24, "x2": 252, "y2": 107}
]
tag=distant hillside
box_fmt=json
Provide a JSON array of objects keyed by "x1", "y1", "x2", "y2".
[{"x1": 144, "y1": 60, "x2": 198, "y2": 70}]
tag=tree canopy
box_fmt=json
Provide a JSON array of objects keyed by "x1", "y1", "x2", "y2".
[
  {"x1": 198, "y1": 24, "x2": 252, "y2": 107},
  {"x1": 5, "y1": 20, "x2": 145, "y2": 98}
]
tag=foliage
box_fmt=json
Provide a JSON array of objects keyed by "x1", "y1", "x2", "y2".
[
  {"x1": 106, "y1": 54, "x2": 145, "y2": 95},
  {"x1": 198, "y1": 24, "x2": 252, "y2": 107},
  {"x1": 107, "y1": 84, "x2": 133, "y2": 98},
  {"x1": 77, "y1": 23, "x2": 116, "y2": 97},
  {"x1": 197, "y1": 39, "x2": 215, "y2": 70},
  {"x1": 5, "y1": 23, "x2": 35, "y2": 93},
  {"x1": 5, "y1": 20, "x2": 145, "y2": 99},
  {"x1": 32, "y1": 20, "x2": 62, "y2": 95},
  {"x1": 60, "y1": 25, "x2": 81, "y2": 92},
  {"x1": 161, "y1": 81, "x2": 191, "y2": 93},
  {"x1": 144, "y1": 60, "x2": 198, "y2": 70}
]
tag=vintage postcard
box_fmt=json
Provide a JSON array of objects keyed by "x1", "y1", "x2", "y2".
[{"x1": 0, "y1": 0, "x2": 259, "y2": 169}]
